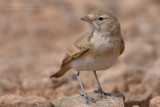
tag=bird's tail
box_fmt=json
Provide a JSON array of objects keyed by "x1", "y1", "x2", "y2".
[{"x1": 50, "y1": 64, "x2": 71, "y2": 78}]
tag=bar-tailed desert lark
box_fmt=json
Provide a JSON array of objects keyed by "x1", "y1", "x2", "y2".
[{"x1": 50, "y1": 10, "x2": 125, "y2": 103}]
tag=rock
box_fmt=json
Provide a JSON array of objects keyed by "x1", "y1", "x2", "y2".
[
  {"x1": 140, "y1": 60, "x2": 160, "y2": 96},
  {"x1": 0, "y1": 94, "x2": 54, "y2": 107},
  {"x1": 120, "y1": 41, "x2": 156, "y2": 68},
  {"x1": 52, "y1": 92, "x2": 124, "y2": 107},
  {"x1": 150, "y1": 97, "x2": 160, "y2": 107},
  {"x1": 133, "y1": 105, "x2": 140, "y2": 107},
  {"x1": 99, "y1": 64, "x2": 146, "y2": 98},
  {"x1": 124, "y1": 95, "x2": 152, "y2": 107}
]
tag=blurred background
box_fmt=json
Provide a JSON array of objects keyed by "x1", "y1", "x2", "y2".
[{"x1": 0, "y1": 0, "x2": 160, "y2": 103}]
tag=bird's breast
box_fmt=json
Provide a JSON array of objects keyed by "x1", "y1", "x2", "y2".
[{"x1": 90, "y1": 35, "x2": 119, "y2": 56}]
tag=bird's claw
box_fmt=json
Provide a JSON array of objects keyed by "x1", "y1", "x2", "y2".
[
  {"x1": 93, "y1": 87, "x2": 109, "y2": 99},
  {"x1": 79, "y1": 92, "x2": 96, "y2": 103}
]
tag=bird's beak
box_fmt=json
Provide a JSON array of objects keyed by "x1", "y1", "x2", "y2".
[{"x1": 81, "y1": 16, "x2": 92, "y2": 23}]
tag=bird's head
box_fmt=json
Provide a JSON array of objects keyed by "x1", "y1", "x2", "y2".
[{"x1": 81, "y1": 10, "x2": 120, "y2": 33}]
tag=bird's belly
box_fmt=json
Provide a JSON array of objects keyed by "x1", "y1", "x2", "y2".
[{"x1": 71, "y1": 53, "x2": 118, "y2": 71}]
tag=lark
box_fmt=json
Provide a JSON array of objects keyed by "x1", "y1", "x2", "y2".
[{"x1": 50, "y1": 10, "x2": 125, "y2": 103}]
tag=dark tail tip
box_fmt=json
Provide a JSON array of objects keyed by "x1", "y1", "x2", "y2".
[
  {"x1": 50, "y1": 74, "x2": 60, "y2": 78},
  {"x1": 50, "y1": 75, "x2": 54, "y2": 78},
  {"x1": 50, "y1": 74, "x2": 56, "y2": 78}
]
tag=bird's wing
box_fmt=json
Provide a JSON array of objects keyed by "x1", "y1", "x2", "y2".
[
  {"x1": 120, "y1": 38, "x2": 125, "y2": 55},
  {"x1": 60, "y1": 33, "x2": 92, "y2": 67}
]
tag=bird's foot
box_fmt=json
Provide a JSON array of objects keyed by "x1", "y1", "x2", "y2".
[
  {"x1": 93, "y1": 87, "x2": 110, "y2": 99},
  {"x1": 79, "y1": 92, "x2": 96, "y2": 103}
]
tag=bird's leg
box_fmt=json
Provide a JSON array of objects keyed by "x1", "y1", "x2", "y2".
[
  {"x1": 93, "y1": 71, "x2": 110, "y2": 99},
  {"x1": 75, "y1": 71, "x2": 96, "y2": 103}
]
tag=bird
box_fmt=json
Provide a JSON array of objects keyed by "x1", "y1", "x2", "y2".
[{"x1": 50, "y1": 10, "x2": 125, "y2": 103}]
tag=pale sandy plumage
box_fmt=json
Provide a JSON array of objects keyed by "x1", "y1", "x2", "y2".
[{"x1": 50, "y1": 10, "x2": 125, "y2": 78}]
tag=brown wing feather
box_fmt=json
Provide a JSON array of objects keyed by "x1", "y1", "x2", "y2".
[
  {"x1": 60, "y1": 33, "x2": 92, "y2": 67},
  {"x1": 120, "y1": 38, "x2": 125, "y2": 55},
  {"x1": 61, "y1": 48, "x2": 89, "y2": 67}
]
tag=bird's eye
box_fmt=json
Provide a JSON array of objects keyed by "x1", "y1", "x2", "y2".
[{"x1": 98, "y1": 17, "x2": 104, "y2": 20}]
